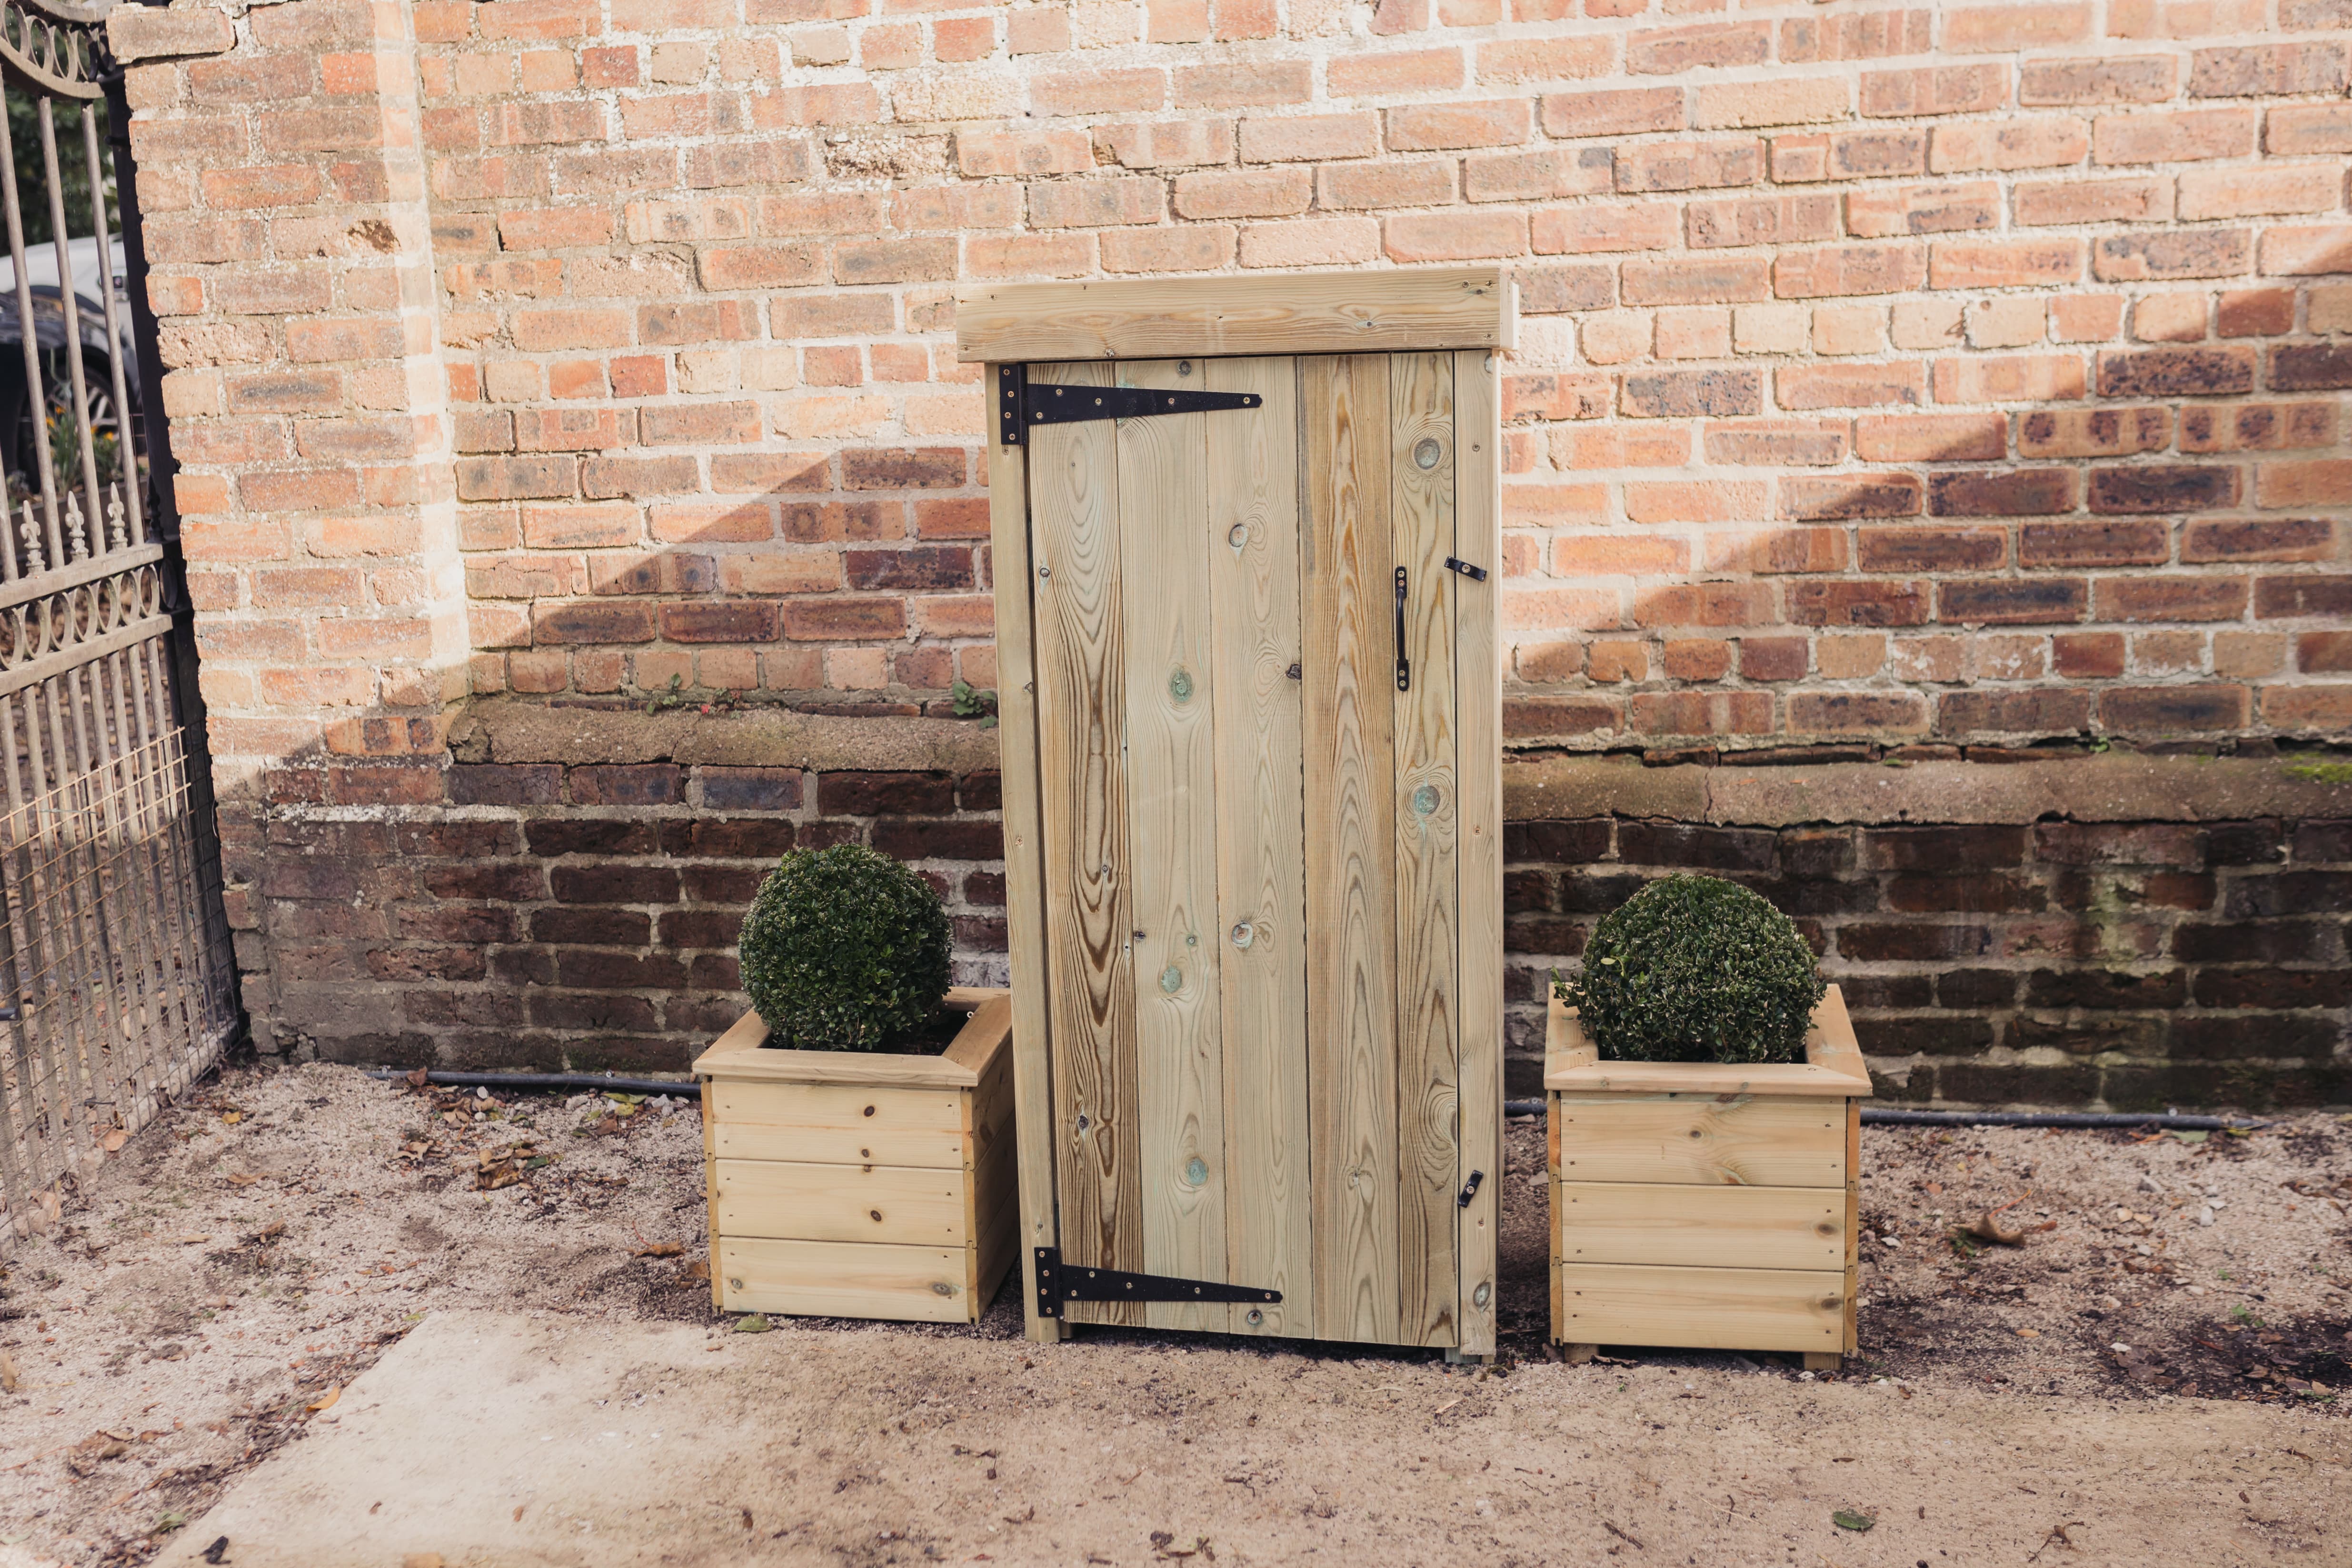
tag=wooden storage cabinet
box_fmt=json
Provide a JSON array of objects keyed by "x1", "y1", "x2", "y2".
[
  {"x1": 696, "y1": 988, "x2": 1017, "y2": 1324},
  {"x1": 1546, "y1": 985, "x2": 1871, "y2": 1360},
  {"x1": 966, "y1": 269, "x2": 1515, "y2": 1351}
]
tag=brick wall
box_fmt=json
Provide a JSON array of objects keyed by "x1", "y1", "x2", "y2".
[
  {"x1": 102, "y1": 0, "x2": 2352, "y2": 1104},
  {"x1": 112, "y1": 0, "x2": 2352, "y2": 768}
]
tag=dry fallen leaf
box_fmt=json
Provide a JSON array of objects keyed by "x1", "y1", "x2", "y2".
[
  {"x1": 306, "y1": 1385, "x2": 341, "y2": 1414},
  {"x1": 101, "y1": 1130, "x2": 128, "y2": 1153},
  {"x1": 220, "y1": 1110, "x2": 243, "y2": 1125},
  {"x1": 0, "y1": 1349, "x2": 19, "y2": 1394},
  {"x1": 633, "y1": 1241, "x2": 685, "y2": 1258}
]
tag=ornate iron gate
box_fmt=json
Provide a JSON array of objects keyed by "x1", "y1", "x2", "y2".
[{"x1": 0, "y1": 0, "x2": 240, "y2": 1245}]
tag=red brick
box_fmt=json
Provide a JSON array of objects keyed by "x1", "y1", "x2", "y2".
[
  {"x1": 1779, "y1": 8, "x2": 1932, "y2": 63},
  {"x1": 2256, "y1": 459, "x2": 2352, "y2": 508},
  {"x1": 2184, "y1": 519, "x2": 2337, "y2": 563},
  {"x1": 2019, "y1": 55, "x2": 2177, "y2": 105},
  {"x1": 1621, "y1": 257, "x2": 1770, "y2": 306},
  {"x1": 2093, "y1": 345, "x2": 2255, "y2": 398},
  {"x1": 1629, "y1": 692, "x2": 1776, "y2": 737},
  {"x1": 1856, "y1": 527, "x2": 2006, "y2": 572},
  {"x1": 1684, "y1": 194, "x2": 1840, "y2": 249},
  {"x1": 2096, "y1": 577, "x2": 2250, "y2": 621},
  {"x1": 2022, "y1": 520, "x2": 2169, "y2": 567},
  {"x1": 1944, "y1": 2, "x2": 2091, "y2": 51},
  {"x1": 2258, "y1": 225, "x2": 2352, "y2": 278},
  {"x1": 781, "y1": 598, "x2": 908, "y2": 641},
  {"x1": 1929, "y1": 117, "x2": 2090, "y2": 173},
  {"x1": 2179, "y1": 402, "x2": 2336, "y2": 453},
  {"x1": 955, "y1": 127, "x2": 1095, "y2": 177},
  {"x1": 2089, "y1": 464, "x2": 2242, "y2": 514},
  {"x1": 1772, "y1": 242, "x2": 1925, "y2": 298},
  {"x1": 1102, "y1": 225, "x2": 1238, "y2": 273},
  {"x1": 2093, "y1": 229, "x2": 2251, "y2": 282},
  {"x1": 1465, "y1": 147, "x2": 1614, "y2": 203},
  {"x1": 1780, "y1": 475, "x2": 1923, "y2": 519},
  {"x1": 1929, "y1": 239, "x2": 2083, "y2": 289},
  {"x1": 1530, "y1": 201, "x2": 1678, "y2": 254},
  {"x1": 1237, "y1": 113, "x2": 1379, "y2": 163},
  {"x1": 1615, "y1": 140, "x2": 1763, "y2": 193},
  {"x1": 1626, "y1": 22, "x2": 1770, "y2": 75},
  {"x1": 2178, "y1": 165, "x2": 2340, "y2": 222},
  {"x1": 1387, "y1": 100, "x2": 1532, "y2": 151},
  {"x1": 1031, "y1": 69, "x2": 1165, "y2": 116},
  {"x1": 1175, "y1": 60, "x2": 1310, "y2": 108},
  {"x1": 1620, "y1": 368, "x2": 1764, "y2": 419},
  {"x1": 1384, "y1": 210, "x2": 1526, "y2": 261},
  {"x1": 1174, "y1": 166, "x2": 1313, "y2": 219},
  {"x1": 2017, "y1": 407, "x2": 2171, "y2": 458},
  {"x1": 1541, "y1": 86, "x2": 1683, "y2": 139},
  {"x1": 1027, "y1": 176, "x2": 1166, "y2": 228},
  {"x1": 1854, "y1": 413, "x2": 2008, "y2": 463},
  {"x1": 1624, "y1": 480, "x2": 1768, "y2": 524},
  {"x1": 1788, "y1": 579, "x2": 1929, "y2": 627},
  {"x1": 2266, "y1": 104, "x2": 2352, "y2": 156},
  {"x1": 1844, "y1": 180, "x2": 1999, "y2": 239},
  {"x1": 2188, "y1": 42, "x2": 2350, "y2": 98},
  {"x1": 2092, "y1": 107, "x2": 2256, "y2": 164},
  {"x1": 1327, "y1": 49, "x2": 1462, "y2": 96},
  {"x1": 1861, "y1": 63, "x2": 2009, "y2": 118},
  {"x1": 1935, "y1": 578, "x2": 2087, "y2": 625},
  {"x1": 1477, "y1": 36, "x2": 1614, "y2": 85},
  {"x1": 1769, "y1": 130, "x2": 1926, "y2": 183},
  {"x1": 2054, "y1": 632, "x2": 2125, "y2": 679},
  {"x1": 1933, "y1": 354, "x2": 2089, "y2": 403},
  {"x1": 1777, "y1": 362, "x2": 1926, "y2": 410},
  {"x1": 2014, "y1": 176, "x2": 2169, "y2": 227},
  {"x1": 1928, "y1": 469, "x2": 2077, "y2": 517}
]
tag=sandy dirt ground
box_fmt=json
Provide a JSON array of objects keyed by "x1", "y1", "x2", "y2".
[{"x1": 1, "y1": 1060, "x2": 2347, "y2": 1566}]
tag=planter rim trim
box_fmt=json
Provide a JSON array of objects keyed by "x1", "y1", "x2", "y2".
[
  {"x1": 1544, "y1": 983, "x2": 1873, "y2": 1099},
  {"x1": 694, "y1": 985, "x2": 1011, "y2": 1089}
]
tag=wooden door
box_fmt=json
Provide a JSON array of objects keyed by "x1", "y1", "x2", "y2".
[{"x1": 1023, "y1": 352, "x2": 1499, "y2": 1350}]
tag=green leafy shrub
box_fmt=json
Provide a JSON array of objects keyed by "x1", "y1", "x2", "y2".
[
  {"x1": 738, "y1": 844, "x2": 953, "y2": 1050},
  {"x1": 1553, "y1": 874, "x2": 1824, "y2": 1065}
]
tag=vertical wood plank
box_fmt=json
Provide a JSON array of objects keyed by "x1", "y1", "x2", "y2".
[
  {"x1": 983, "y1": 388, "x2": 1067, "y2": 1341},
  {"x1": 1300, "y1": 353, "x2": 1399, "y2": 1346},
  {"x1": 1390, "y1": 350, "x2": 1459, "y2": 1348},
  {"x1": 1116, "y1": 359, "x2": 1228, "y2": 1333},
  {"x1": 1452, "y1": 348, "x2": 1504, "y2": 1358},
  {"x1": 1844, "y1": 1099, "x2": 1861, "y2": 1354},
  {"x1": 1206, "y1": 355, "x2": 1312, "y2": 1340},
  {"x1": 1027, "y1": 360, "x2": 1142, "y2": 1328}
]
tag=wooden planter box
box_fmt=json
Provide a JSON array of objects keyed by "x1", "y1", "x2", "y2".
[
  {"x1": 694, "y1": 986, "x2": 1017, "y2": 1324},
  {"x1": 1546, "y1": 985, "x2": 1872, "y2": 1368}
]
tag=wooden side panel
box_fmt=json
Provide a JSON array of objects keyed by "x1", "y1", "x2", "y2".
[
  {"x1": 713, "y1": 1159, "x2": 970, "y2": 1247},
  {"x1": 1553, "y1": 1181, "x2": 1846, "y2": 1270},
  {"x1": 1206, "y1": 355, "x2": 1313, "y2": 1340},
  {"x1": 1389, "y1": 350, "x2": 1459, "y2": 1349},
  {"x1": 1844, "y1": 1099, "x2": 1861, "y2": 1354},
  {"x1": 1551, "y1": 1096, "x2": 1847, "y2": 1188},
  {"x1": 1300, "y1": 353, "x2": 1399, "y2": 1346},
  {"x1": 708, "y1": 1081, "x2": 969, "y2": 1169},
  {"x1": 720, "y1": 1238, "x2": 977, "y2": 1324},
  {"x1": 984, "y1": 410, "x2": 1066, "y2": 1341},
  {"x1": 1452, "y1": 348, "x2": 1503, "y2": 1358},
  {"x1": 1116, "y1": 359, "x2": 1229, "y2": 1333},
  {"x1": 1027, "y1": 360, "x2": 1143, "y2": 1326},
  {"x1": 1552, "y1": 1263, "x2": 1847, "y2": 1353},
  {"x1": 975, "y1": 1115, "x2": 1022, "y2": 1313}
]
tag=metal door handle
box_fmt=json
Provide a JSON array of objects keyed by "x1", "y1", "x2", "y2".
[{"x1": 1394, "y1": 567, "x2": 1409, "y2": 692}]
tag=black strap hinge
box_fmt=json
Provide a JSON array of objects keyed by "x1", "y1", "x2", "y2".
[
  {"x1": 1031, "y1": 1247, "x2": 1281, "y2": 1317},
  {"x1": 1444, "y1": 557, "x2": 1488, "y2": 582},
  {"x1": 997, "y1": 364, "x2": 1260, "y2": 445}
]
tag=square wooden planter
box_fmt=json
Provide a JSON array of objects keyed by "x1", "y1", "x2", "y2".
[
  {"x1": 1545, "y1": 984, "x2": 1872, "y2": 1367},
  {"x1": 693, "y1": 986, "x2": 1017, "y2": 1324}
]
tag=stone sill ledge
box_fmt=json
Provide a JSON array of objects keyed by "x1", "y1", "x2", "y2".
[{"x1": 445, "y1": 699, "x2": 2350, "y2": 825}]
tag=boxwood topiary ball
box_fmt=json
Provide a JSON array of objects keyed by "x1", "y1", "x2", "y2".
[
  {"x1": 738, "y1": 844, "x2": 953, "y2": 1051},
  {"x1": 1555, "y1": 874, "x2": 1824, "y2": 1065}
]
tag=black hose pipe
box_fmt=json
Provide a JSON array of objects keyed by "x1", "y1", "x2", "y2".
[{"x1": 364, "y1": 1069, "x2": 700, "y2": 1098}]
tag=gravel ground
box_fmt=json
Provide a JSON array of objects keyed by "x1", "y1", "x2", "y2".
[{"x1": 1, "y1": 1061, "x2": 2346, "y2": 1565}]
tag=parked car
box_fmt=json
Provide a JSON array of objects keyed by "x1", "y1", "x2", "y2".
[{"x1": 0, "y1": 235, "x2": 140, "y2": 512}]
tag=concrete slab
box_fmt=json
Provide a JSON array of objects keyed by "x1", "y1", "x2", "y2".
[{"x1": 151, "y1": 1309, "x2": 2344, "y2": 1567}]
